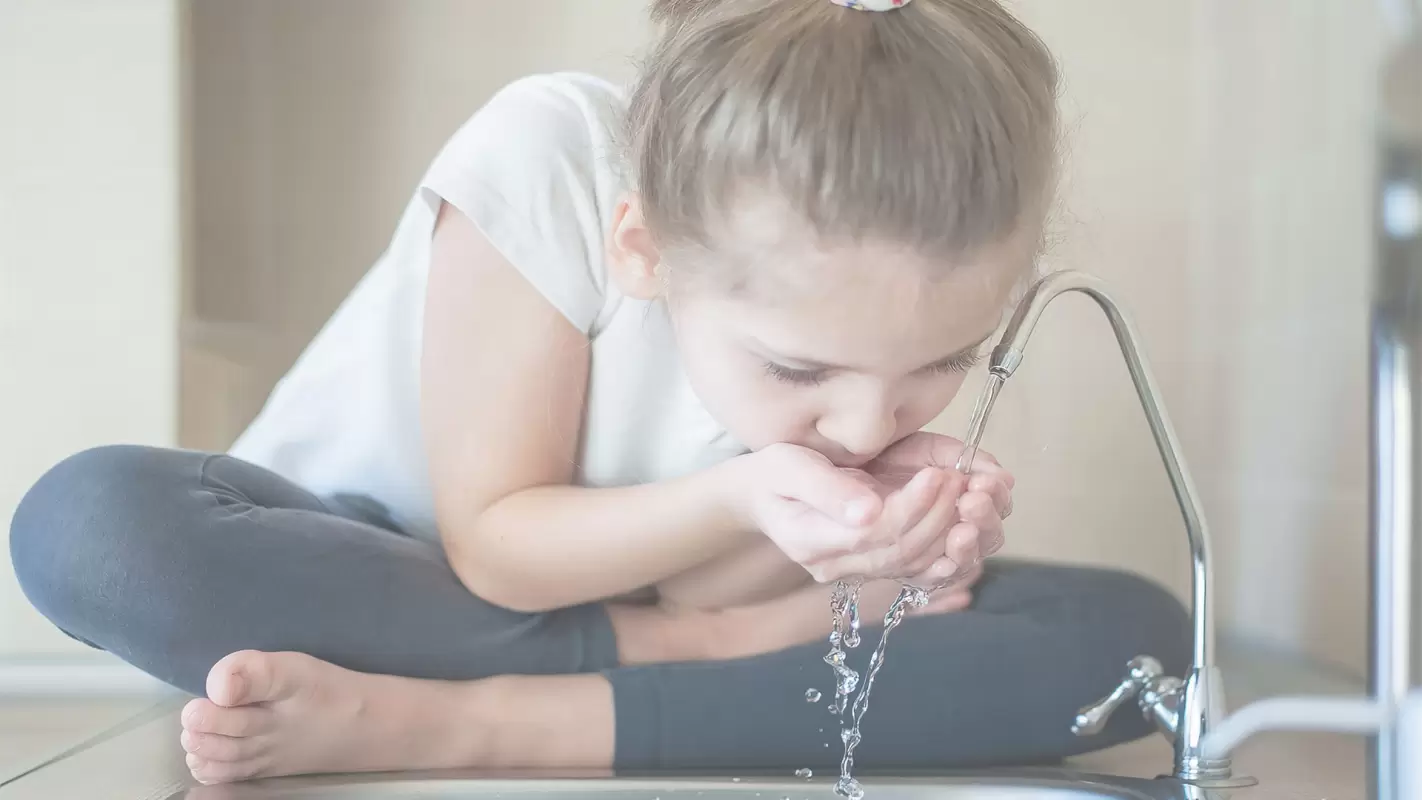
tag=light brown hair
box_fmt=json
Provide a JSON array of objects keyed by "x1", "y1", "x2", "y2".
[{"x1": 629, "y1": 0, "x2": 1060, "y2": 272}]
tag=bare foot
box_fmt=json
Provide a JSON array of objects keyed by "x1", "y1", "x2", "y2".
[{"x1": 180, "y1": 650, "x2": 491, "y2": 784}]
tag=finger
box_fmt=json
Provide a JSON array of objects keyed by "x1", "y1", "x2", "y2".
[
  {"x1": 903, "y1": 525, "x2": 983, "y2": 589},
  {"x1": 984, "y1": 513, "x2": 1006, "y2": 556},
  {"x1": 948, "y1": 562, "x2": 985, "y2": 590},
  {"x1": 906, "y1": 555, "x2": 970, "y2": 590},
  {"x1": 895, "y1": 472, "x2": 968, "y2": 571},
  {"x1": 776, "y1": 505, "x2": 864, "y2": 561},
  {"x1": 943, "y1": 521, "x2": 984, "y2": 576},
  {"x1": 958, "y1": 491, "x2": 1007, "y2": 554},
  {"x1": 902, "y1": 539, "x2": 948, "y2": 577},
  {"x1": 812, "y1": 552, "x2": 872, "y2": 584},
  {"x1": 770, "y1": 447, "x2": 884, "y2": 526},
  {"x1": 957, "y1": 491, "x2": 999, "y2": 526},
  {"x1": 966, "y1": 448, "x2": 1004, "y2": 469},
  {"x1": 874, "y1": 468, "x2": 946, "y2": 547},
  {"x1": 967, "y1": 473, "x2": 1015, "y2": 514},
  {"x1": 820, "y1": 541, "x2": 917, "y2": 583}
]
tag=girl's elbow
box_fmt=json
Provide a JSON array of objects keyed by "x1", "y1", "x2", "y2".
[{"x1": 444, "y1": 540, "x2": 566, "y2": 614}]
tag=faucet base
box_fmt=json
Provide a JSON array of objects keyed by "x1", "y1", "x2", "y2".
[
  {"x1": 1171, "y1": 666, "x2": 1233, "y2": 784},
  {"x1": 1171, "y1": 775, "x2": 1259, "y2": 790}
]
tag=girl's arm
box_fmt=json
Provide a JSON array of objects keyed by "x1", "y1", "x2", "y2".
[
  {"x1": 656, "y1": 538, "x2": 814, "y2": 610},
  {"x1": 421, "y1": 202, "x2": 757, "y2": 614}
]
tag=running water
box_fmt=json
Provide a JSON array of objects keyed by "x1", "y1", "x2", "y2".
[
  {"x1": 830, "y1": 585, "x2": 931, "y2": 800},
  {"x1": 820, "y1": 371, "x2": 1007, "y2": 798},
  {"x1": 823, "y1": 580, "x2": 862, "y2": 716}
]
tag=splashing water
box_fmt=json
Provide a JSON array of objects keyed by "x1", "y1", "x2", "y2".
[
  {"x1": 823, "y1": 580, "x2": 862, "y2": 715},
  {"x1": 795, "y1": 768, "x2": 814, "y2": 779},
  {"x1": 816, "y1": 366, "x2": 1003, "y2": 798},
  {"x1": 806, "y1": 688, "x2": 822, "y2": 703},
  {"x1": 830, "y1": 585, "x2": 930, "y2": 800},
  {"x1": 845, "y1": 588, "x2": 862, "y2": 649}
]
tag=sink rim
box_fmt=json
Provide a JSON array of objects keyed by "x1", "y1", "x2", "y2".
[{"x1": 175, "y1": 767, "x2": 1195, "y2": 800}]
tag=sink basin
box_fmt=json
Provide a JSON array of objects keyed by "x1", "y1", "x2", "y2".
[{"x1": 171, "y1": 770, "x2": 1220, "y2": 800}]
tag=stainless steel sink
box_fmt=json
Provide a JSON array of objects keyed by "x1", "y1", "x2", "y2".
[{"x1": 169, "y1": 770, "x2": 1223, "y2": 800}]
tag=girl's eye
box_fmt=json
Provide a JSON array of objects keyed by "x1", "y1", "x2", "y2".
[
  {"x1": 930, "y1": 351, "x2": 983, "y2": 375},
  {"x1": 764, "y1": 362, "x2": 826, "y2": 386}
]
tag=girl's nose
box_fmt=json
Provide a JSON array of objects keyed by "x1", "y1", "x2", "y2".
[{"x1": 816, "y1": 402, "x2": 898, "y2": 461}]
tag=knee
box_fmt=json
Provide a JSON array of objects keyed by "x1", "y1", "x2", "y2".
[
  {"x1": 974, "y1": 562, "x2": 1191, "y2": 747},
  {"x1": 1065, "y1": 566, "x2": 1191, "y2": 678},
  {"x1": 10, "y1": 445, "x2": 186, "y2": 630},
  {"x1": 982, "y1": 561, "x2": 1191, "y2": 676}
]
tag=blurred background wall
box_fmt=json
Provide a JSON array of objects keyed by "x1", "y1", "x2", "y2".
[{"x1": 0, "y1": 0, "x2": 1385, "y2": 682}]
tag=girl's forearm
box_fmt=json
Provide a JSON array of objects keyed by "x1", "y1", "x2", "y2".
[{"x1": 444, "y1": 460, "x2": 756, "y2": 613}]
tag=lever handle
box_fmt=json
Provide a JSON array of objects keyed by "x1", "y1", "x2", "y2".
[{"x1": 1072, "y1": 656, "x2": 1164, "y2": 736}]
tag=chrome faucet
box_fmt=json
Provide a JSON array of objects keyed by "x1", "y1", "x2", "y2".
[{"x1": 977, "y1": 270, "x2": 1238, "y2": 786}]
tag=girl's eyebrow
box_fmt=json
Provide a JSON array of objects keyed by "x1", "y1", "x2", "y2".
[{"x1": 755, "y1": 331, "x2": 995, "y2": 372}]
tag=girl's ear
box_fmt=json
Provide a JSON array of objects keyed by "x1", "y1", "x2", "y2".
[{"x1": 606, "y1": 193, "x2": 665, "y2": 300}]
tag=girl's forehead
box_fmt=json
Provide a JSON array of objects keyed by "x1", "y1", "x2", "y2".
[
  {"x1": 706, "y1": 226, "x2": 1035, "y2": 306},
  {"x1": 708, "y1": 253, "x2": 1017, "y2": 372}
]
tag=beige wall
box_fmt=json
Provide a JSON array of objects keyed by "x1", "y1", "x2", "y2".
[
  {"x1": 180, "y1": 0, "x2": 656, "y2": 450},
  {"x1": 940, "y1": 2, "x2": 1382, "y2": 675},
  {"x1": 2, "y1": 0, "x2": 1388, "y2": 676},
  {"x1": 0, "y1": 0, "x2": 183, "y2": 657}
]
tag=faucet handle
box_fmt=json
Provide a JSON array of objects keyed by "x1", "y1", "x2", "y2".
[{"x1": 1072, "y1": 656, "x2": 1165, "y2": 736}]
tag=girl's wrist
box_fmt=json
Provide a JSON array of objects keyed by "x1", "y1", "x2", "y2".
[{"x1": 702, "y1": 453, "x2": 758, "y2": 534}]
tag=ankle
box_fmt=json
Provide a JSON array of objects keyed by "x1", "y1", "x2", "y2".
[
  {"x1": 607, "y1": 603, "x2": 718, "y2": 664},
  {"x1": 475, "y1": 674, "x2": 615, "y2": 770},
  {"x1": 376, "y1": 675, "x2": 500, "y2": 770}
]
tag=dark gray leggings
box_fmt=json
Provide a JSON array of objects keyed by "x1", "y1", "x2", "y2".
[{"x1": 9, "y1": 445, "x2": 1189, "y2": 772}]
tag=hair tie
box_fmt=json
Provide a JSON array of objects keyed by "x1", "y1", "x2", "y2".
[{"x1": 830, "y1": 0, "x2": 912, "y2": 10}]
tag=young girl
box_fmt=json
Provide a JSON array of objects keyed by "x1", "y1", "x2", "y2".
[{"x1": 11, "y1": 0, "x2": 1188, "y2": 785}]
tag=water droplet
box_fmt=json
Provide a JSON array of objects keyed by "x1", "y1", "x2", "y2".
[
  {"x1": 844, "y1": 630, "x2": 861, "y2": 649},
  {"x1": 795, "y1": 768, "x2": 813, "y2": 779},
  {"x1": 805, "y1": 688, "x2": 822, "y2": 703},
  {"x1": 731, "y1": 777, "x2": 742, "y2": 783},
  {"x1": 835, "y1": 778, "x2": 865, "y2": 800}
]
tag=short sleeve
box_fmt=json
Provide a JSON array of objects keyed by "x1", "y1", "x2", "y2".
[{"x1": 419, "y1": 74, "x2": 620, "y2": 335}]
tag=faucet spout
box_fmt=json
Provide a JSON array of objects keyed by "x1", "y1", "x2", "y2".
[{"x1": 988, "y1": 270, "x2": 1228, "y2": 782}]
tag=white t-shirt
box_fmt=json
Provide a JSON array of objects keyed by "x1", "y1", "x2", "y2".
[{"x1": 229, "y1": 72, "x2": 747, "y2": 543}]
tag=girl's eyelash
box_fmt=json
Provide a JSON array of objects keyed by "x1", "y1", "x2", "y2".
[
  {"x1": 931, "y1": 351, "x2": 984, "y2": 375},
  {"x1": 765, "y1": 351, "x2": 981, "y2": 385},
  {"x1": 764, "y1": 362, "x2": 826, "y2": 386}
]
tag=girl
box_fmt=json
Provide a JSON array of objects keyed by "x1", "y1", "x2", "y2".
[{"x1": 11, "y1": 0, "x2": 1188, "y2": 785}]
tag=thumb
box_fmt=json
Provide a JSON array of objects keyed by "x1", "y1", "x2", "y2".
[{"x1": 772, "y1": 449, "x2": 883, "y2": 526}]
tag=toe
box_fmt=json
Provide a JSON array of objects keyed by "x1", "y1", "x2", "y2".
[
  {"x1": 188, "y1": 752, "x2": 265, "y2": 785},
  {"x1": 208, "y1": 650, "x2": 315, "y2": 707},
  {"x1": 207, "y1": 651, "x2": 267, "y2": 707},
  {"x1": 182, "y1": 698, "x2": 215, "y2": 729},
  {"x1": 184, "y1": 698, "x2": 273, "y2": 737},
  {"x1": 181, "y1": 729, "x2": 267, "y2": 762}
]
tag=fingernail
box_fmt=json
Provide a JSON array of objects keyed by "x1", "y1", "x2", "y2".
[
  {"x1": 983, "y1": 532, "x2": 1005, "y2": 557},
  {"x1": 227, "y1": 673, "x2": 245, "y2": 702},
  {"x1": 843, "y1": 497, "x2": 876, "y2": 525}
]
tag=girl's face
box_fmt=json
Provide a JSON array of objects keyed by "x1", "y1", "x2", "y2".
[{"x1": 609, "y1": 196, "x2": 1030, "y2": 466}]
